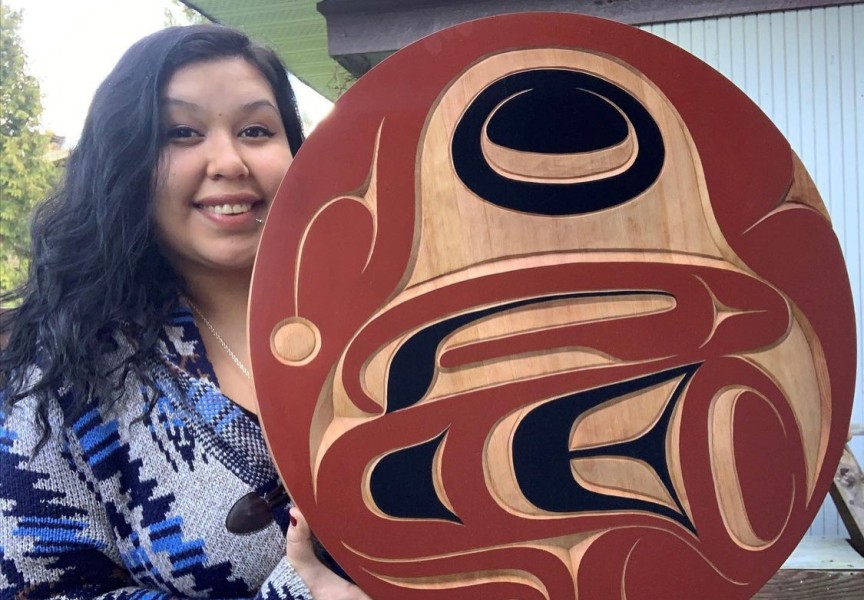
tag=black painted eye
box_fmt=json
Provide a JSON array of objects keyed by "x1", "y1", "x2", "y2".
[
  {"x1": 485, "y1": 87, "x2": 630, "y2": 155},
  {"x1": 451, "y1": 69, "x2": 665, "y2": 216}
]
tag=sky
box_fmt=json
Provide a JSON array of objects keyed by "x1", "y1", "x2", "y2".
[{"x1": 5, "y1": 0, "x2": 332, "y2": 147}]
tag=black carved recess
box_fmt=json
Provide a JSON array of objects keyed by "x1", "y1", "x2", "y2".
[
  {"x1": 386, "y1": 291, "x2": 667, "y2": 413},
  {"x1": 513, "y1": 364, "x2": 700, "y2": 531},
  {"x1": 486, "y1": 82, "x2": 629, "y2": 154},
  {"x1": 369, "y1": 430, "x2": 460, "y2": 522},
  {"x1": 451, "y1": 69, "x2": 665, "y2": 216},
  {"x1": 379, "y1": 293, "x2": 685, "y2": 524}
]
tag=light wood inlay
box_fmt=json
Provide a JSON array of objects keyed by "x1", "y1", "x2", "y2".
[
  {"x1": 742, "y1": 317, "x2": 827, "y2": 501},
  {"x1": 411, "y1": 48, "x2": 737, "y2": 288},
  {"x1": 445, "y1": 294, "x2": 675, "y2": 350},
  {"x1": 571, "y1": 456, "x2": 680, "y2": 511},
  {"x1": 570, "y1": 376, "x2": 682, "y2": 451},
  {"x1": 709, "y1": 387, "x2": 793, "y2": 550},
  {"x1": 271, "y1": 317, "x2": 321, "y2": 366}
]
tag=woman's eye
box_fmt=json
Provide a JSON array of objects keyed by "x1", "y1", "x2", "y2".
[
  {"x1": 240, "y1": 125, "x2": 276, "y2": 139},
  {"x1": 166, "y1": 126, "x2": 200, "y2": 140}
]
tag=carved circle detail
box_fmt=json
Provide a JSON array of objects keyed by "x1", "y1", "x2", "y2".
[{"x1": 270, "y1": 317, "x2": 321, "y2": 366}]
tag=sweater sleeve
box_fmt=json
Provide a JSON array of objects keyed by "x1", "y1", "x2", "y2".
[
  {"x1": 1, "y1": 396, "x2": 135, "y2": 597},
  {"x1": 257, "y1": 558, "x2": 312, "y2": 600},
  {"x1": 0, "y1": 398, "x2": 311, "y2": 600}
]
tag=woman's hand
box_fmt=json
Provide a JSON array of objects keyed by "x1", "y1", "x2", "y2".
[{"x1": 286, "y1": 506, "x2": 373, "y2": 600}]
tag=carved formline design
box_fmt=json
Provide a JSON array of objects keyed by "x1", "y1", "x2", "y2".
[
  {"x1": 694, "y1": 275, "x2": 769, "y2": 349},
  {"x1": 383, "y1": 292, "x2": 666, "y2": 414},
  {"x1": 361, "y1": 292, "x2": 675, "y2": 410},
  {"x1": 571, "y1": 457, "x2": 679, "y2": 514},
  {"x1": 347, "y1": 525, "x2": 749, "y2": 596},
  {"x1": 252, "y1": 14, "x2": 854, "y2": 600},
  {"x1": 621, "y1": 540, "x2": 641, "y2": 600},
  {"x1": 452, "y1": 67, "x2": 664, "y2": 217},
  {"x1": 486, "y1": 365, "x2": 698, "y2": 529},
  {"x1": 360, "y1": 305, "x2": 700, "y2": 527},
  {"x1": 367, "y1": 429, "x2": 459, "y2": 523},
  {"x1": 271, "y1": 122, "x2": 386, "y2": 366},
  {"x1": 709, "y1": 387, "x2": 796, "y2": 551},
  {"x1": 443, "y1": 294, "x2": 674, "y2": 353},
  {"x1": 480, "y1": 89, "x2": 639, "y2": 184},
  {"x1": 293, "y1": 120, "x2": 384, "y2": 315}
]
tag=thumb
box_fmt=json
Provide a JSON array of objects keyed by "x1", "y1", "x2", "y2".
[
  {"x1": 286, "y1": 506, "x2": 311, "y2": 544},
  {"x1": 285, "y1": 506, "x2": 319, "y2": 566}
]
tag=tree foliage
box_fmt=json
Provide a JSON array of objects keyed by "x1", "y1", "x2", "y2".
[
  {"x1": 164, "y1": 0, "x2": 208, "y2": 27},
  {"x1": 0, "y1": 5, "x2": 57, "y2": 294}
]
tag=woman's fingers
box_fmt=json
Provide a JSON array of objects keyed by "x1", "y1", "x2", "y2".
[
  {"x1": 285, "y1": 506, "x2": 319, "y2": 566},
  {"x1": 286, "y1": 506, "x2": 310, "y2": 541},
  {"x1": 284, "y1": 506, "x2": 373, "y2": 599}
]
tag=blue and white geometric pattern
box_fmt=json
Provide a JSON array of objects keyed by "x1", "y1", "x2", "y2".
[{"x1": 0, "y1": 307, "x2": 310, "y2": 598}]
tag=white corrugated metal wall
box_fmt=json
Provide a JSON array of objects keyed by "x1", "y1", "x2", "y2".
[{"x1": 642, "y1": 3, "x2": 863, "y2": 538}]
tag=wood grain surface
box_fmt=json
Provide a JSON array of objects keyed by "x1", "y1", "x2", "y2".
[
  {"x1": 250, "y1": 12, "x2": 857, "y2": 600},
  {"x1": 830, "y1": 447, "x2": 864, "y2": 555},
  {"x1": 757, "y1": 571, "x2": 864, "y2": 599}
]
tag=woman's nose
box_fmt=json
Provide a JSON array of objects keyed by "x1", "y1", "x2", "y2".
[{"x1": 206, "y1": 133, "x2": 249, "y2": 180}]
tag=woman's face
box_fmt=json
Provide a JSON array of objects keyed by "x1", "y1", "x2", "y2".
[{"x1": 153, "y1": 57, "x2": 294, "y2": 278}]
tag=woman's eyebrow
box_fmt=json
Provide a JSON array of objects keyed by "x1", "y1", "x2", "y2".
[
  {"x1": 242, "y1": 99, "x2": 280, "y2": 113},
  {"x1": 163, "y1": 97, "x2": 202, "y2": 113},
  {"x1": 162, "y1": 98, "x2": 278, "y2": 114}
]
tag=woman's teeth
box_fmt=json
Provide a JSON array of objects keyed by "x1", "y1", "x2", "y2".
[{"x1": 203, "y1": 203, "x2": 253, "y2": 215}]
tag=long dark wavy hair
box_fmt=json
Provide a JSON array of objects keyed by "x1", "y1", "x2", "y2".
[{"x1": 0, "y1": 25, "x2": 304, "y2": 436}]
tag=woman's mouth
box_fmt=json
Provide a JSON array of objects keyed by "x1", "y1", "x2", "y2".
[
  {"x1": 194, "y1": 196, "x2": 265, "y2": 226},
  {"x1": 201, "y1": 202, "x2": 255, "y2": 215}
]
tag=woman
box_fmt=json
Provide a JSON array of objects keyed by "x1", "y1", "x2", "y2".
[{"x1": 0, "y1": 25, "x2": 368, "y2": 599}]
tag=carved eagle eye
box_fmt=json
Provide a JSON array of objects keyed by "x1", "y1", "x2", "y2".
[{"x1": 452, "y1": 69, "x2": 665, "y2": 215}]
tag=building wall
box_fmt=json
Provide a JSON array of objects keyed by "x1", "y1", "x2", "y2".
[{"x1": 642, "y1": 3, "x2": 863, "y2": 538}]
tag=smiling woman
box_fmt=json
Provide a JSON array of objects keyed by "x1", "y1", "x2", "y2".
[
  {"x1": 155, "y1": 60, "x2": 292, "y2": 279},
  {"x1": 0, "y1": 24, "x2": 366, "y2": 600},
  {"x1": 153, "y1": 57, "x2": 295, "y2": 413}
]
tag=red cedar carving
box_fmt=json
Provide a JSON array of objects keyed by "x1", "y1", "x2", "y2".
[{"x1": 249, "y1": 13, "x2": 856, "y2": 600}]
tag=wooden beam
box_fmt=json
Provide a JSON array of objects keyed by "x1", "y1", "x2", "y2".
[
  {"x1": 318, "y1": 0, "x2": 861, "y2": 75},
  {"x1": 756, "y1": 536, "x2": 864, "y2": 598},
  {"x1": 756, "y1": 570, "x2": 864, "y2": 598},
  {"x1": 830, "y1": 445, "x2": 864, "y2": 555}
]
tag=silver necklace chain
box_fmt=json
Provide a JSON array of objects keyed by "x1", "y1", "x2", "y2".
[{"x1": 186, "y1": 299, "x2": 251, "y2": 380}]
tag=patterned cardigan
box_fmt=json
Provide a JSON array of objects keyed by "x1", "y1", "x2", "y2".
[{"x1": 0, "y1": 306, "x2": 312, "y2": 599}]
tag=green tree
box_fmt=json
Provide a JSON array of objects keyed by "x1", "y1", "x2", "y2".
[
  {"x1": 0, "y1": 5, "x2": 56, "y2": 294},
  {"x1": 164, "y1": 0, "x2": 208, "y2": 27}
]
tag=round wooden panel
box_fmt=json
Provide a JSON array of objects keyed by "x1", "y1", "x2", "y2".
[{"x1": 250, "y1": 13, "x2": 856, "y2": 600}]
